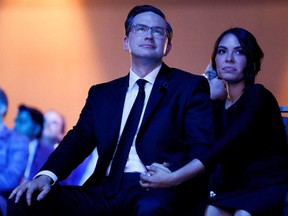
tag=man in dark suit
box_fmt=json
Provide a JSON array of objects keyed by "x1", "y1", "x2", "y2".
[{"x1": 8, "y1": 5, "x2": 214, "y2": 216}]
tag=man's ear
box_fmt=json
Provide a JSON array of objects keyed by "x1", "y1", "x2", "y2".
[
  {"x1": 164, "y1": 43, "x2": 172, "y2": 56},
  {"x1": 123, "y1": 36, "x2": 129, "y2": 52}
]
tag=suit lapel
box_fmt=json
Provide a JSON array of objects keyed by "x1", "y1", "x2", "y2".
[
  {"x1": 93, "y1": 75, "x2": 129, "y2": 178},
  {"x1": 105, "y1": 75, "x2": 129, "y2": 150},
  {"x1": 139, "y1": 64, "x2": 170, "y2": 134},
  {"x1": 110, "y1": 77, "x2": 129, "y2": 132}
]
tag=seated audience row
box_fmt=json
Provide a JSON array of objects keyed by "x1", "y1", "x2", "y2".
[
  {"x1": 0, "y1": 88, "x2": 29, "y2": 216},
  {"x1": 3, "y1": 5, "x2": 288, "y2": 215},
  {"x1": 0, "y1": 90, "x2": 97, "y2": 216},
  {"x1": 7, "y1": 5, "x2": 214, "y2": 215}
]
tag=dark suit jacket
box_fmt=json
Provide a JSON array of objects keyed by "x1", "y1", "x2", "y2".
[
  {"x1": 200, "y1": 84, "x2": 288, "y2": 194},
  {"x1": 41, "y1": 63, "x2": 214, "y2": 190}
]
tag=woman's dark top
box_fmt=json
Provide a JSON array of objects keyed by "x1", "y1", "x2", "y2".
[{"x1": 198, "y1": 84, "x2": 288, "y2": 215}]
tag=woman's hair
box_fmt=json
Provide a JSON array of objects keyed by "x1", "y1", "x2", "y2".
[
  {"x1": 124, "y1": 5, "x2": 173, "y2": 44},
  {"x1": 211, "y1": 27, "x2": 264, "y2": 86}
]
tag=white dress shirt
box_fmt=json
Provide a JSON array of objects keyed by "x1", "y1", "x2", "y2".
[{"x1": 111, "y1": 65, "x2": 160, "y2": 174}]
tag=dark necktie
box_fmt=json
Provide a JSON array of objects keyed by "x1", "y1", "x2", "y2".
[{"x1": 105, "y1": 79, "x2": 147, "y2": 196}]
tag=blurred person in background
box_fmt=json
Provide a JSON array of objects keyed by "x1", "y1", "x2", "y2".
[
  {"x1": 14, "y1": 105, "x2": 54, "y2": 183},
  {"x1": 0, "y1": 88, "x2": 29, "y2": 216},
  {"x1": 41, "y1": 110, "x2": 66, "y2": 149},
  {"x1": 41, "y1": 109, "x2": 98, "y2": 186}
]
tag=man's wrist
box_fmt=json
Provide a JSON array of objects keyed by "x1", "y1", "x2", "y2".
[{"x1": 34, "y1": 170, "x2": 58, "y2": 185}]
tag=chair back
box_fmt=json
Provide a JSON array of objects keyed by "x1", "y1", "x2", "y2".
[
  {"x1": 280, "y1": 106, "x2": 288, "y2": 144},
  {"x1": 280, "y1": 106, "x2": 288, "y2": 113}
]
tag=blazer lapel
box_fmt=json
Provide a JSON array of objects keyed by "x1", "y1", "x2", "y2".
[
  {"x1": 105, "y1": 74, "x2": 129, "y2": 150},
  {"x1": 139, "y1": 64, "x2": 170, "y2": 134},
  {"x1": 93, "y1": 75, "x2": 129, "y2": 179},
  {"x1": 110, "y1": 77, "x2": 129, "y2": 132}
]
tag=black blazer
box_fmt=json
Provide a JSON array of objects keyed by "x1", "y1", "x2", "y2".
[
  {"x1": 200, "y1": 84, "x2": 288, "y2": 193},
  {"x1": 41, "y1": 63, "x2": 214, "y2": 187}
]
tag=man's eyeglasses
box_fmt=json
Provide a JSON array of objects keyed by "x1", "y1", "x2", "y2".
[{"x1": 131, "y1": 24, "x2": 167, "y2": 39}]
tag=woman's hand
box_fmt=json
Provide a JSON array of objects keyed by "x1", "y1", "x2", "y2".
[
  {"x1": 139, "y1": 162, "x2": 176, "y2": 189},
  {"x1": 140, "y1": 159, "x2": 206, "y2": 190}
]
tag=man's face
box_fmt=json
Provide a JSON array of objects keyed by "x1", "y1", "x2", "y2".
[
  {"x1": 123, "y1": 11, "x2": 171, "y2": 61},
  {"x1": 42, "y1": 111, "x2": 64, "y2": 142},
  {"x1": 14, "y1": 110, "x2": 38, "y2": 140}
]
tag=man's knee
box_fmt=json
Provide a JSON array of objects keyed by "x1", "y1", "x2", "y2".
[{"x1": 135, "y1": 197, "x2": 175, "y2": 216}]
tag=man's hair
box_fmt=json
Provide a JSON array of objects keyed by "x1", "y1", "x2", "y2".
[
  {"x1": 124, "y1": 5, "x2": 173, "y2": 44},
  {"x1": 18, "y1": 104, "x2": 44, "y2": 138},
  {"x1": 0, "y1": 87, "x2": 8, "y2": 117}
]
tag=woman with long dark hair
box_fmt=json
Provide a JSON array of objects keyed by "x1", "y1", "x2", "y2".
[{"x1": 141, "y1": 27, "x2": 288, "y2": 216}]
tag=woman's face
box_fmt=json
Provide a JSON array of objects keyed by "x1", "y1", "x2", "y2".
[{"x1": 215, "y1": 33, "x2": 247, "y2": 84}]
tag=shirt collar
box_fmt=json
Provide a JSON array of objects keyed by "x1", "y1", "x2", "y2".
[{"x1": 129, "y1": 64, "x2": 162, "y2": 89}]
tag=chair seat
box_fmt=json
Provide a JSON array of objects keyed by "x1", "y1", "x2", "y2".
[{"x1": 280, "y1": 106, "x2": 288, "y2": 113}]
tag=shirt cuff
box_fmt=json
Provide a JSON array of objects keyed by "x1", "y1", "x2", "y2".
[{"x1": 34, "y1": 170, "x2": 58, "y2": 186}]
